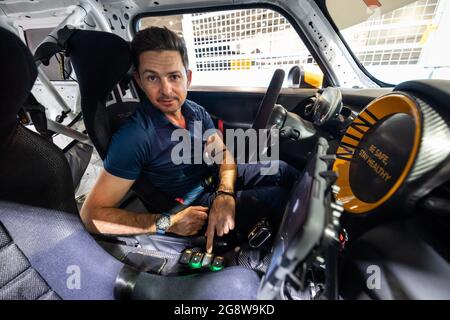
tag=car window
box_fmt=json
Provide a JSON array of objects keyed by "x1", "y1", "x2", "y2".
[
  {"x1": 326, "y1": 0, "x2": 450, "y2": 84},
  {"x1": 137, "y1": 8, "x2": 323, "y2": 88}
]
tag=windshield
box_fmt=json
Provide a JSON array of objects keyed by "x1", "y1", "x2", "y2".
[{"x1": 326, "y1": 0, "x2": 450, "y2": 85}]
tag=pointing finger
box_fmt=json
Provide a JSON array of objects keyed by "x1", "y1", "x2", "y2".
[{"x1": 206, "y1": 222, "x2": 215, "y2": 254}]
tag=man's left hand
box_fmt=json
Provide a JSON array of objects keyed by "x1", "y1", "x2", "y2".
[{"x1": 205, "y1": 194, "x2": 236, "y2": 253}]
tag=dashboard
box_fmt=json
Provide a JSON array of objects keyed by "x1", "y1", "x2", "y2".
[
  {"x1": 260, "y1": 80, "x2": 450, "y2": 299},
  {"x1": 284, "y1": 80, "x2": 450, "y2": 217}
]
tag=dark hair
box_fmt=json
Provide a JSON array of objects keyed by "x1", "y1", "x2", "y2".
[{"x1": 131, "y1": 26, "x2": 189, "y2": 71}]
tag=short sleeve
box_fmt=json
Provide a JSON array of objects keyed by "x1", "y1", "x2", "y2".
[{"x1": 103, "y1": 123, "x2": 151, "y2": 180}]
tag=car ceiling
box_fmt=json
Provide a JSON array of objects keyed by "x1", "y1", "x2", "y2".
[
  {"x1": 0, "y1": 0, "x2": 233, "y2": 17},
  {"x1": 325, "y1": 0, "x2": 418, "y2": 29},
  {"x1": 0, "y1": 0, "x2": 423, "y2": 30}
]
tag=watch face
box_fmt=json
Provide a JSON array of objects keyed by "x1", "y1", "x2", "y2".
[{"x1": 157, "y1": 215, "x2": 170, "y2": 231}]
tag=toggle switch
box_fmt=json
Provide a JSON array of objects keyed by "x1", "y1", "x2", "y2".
[{"x1": 210, "y1": 256, "x2": 224, "y2": 271}]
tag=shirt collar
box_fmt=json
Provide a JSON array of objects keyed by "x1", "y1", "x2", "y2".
[{"x1": 143, "y1": 99, "x2": 196, "y2": 128}]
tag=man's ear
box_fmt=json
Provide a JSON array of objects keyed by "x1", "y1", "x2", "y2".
[
  {"x1": 186, "y1": 69, "x2": 192, "y2": 88},
  {"x1": 133, "y1": 71, "x2": 143, "y2": 90}
]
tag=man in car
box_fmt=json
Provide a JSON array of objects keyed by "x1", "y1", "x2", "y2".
[{"x1": 80, "y1": 26, "x2": 299, "y2": 253}]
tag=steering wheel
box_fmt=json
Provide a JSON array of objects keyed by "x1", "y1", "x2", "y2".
[
  {"x1": 312, "y1": 87, "x2": 343, "y2": 126},
  {"x1": 252, "y1": 69, "x2": 285, "y2": 130}
]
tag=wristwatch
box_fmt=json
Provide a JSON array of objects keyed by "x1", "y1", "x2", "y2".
[{"x1": 156, "y1": 213, "x2": 171, "y2": 234}]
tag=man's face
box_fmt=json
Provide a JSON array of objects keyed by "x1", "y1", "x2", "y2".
[{"x1": 134, "y1": 50, "x2": 192, "y2": 115}]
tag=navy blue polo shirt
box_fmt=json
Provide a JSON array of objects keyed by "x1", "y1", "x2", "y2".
[{"x1": 104, "y1": 99, "x2": 216, "y2": 205}]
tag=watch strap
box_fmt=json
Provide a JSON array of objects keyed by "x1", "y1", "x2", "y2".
[{"x1": 215, "y1": 190, "x2": 236, "y2": 199}]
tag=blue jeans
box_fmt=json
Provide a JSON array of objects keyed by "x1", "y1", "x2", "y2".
[{"x1": 193, "y1": 160, "x2": 300, "y2": 240}]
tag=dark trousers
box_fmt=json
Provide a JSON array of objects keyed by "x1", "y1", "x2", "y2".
[{"x1": 193, "y1": 160, "x2": 300, "y2": 242}]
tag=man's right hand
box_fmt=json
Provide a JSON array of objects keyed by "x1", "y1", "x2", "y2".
[{"x1": 168, "y1": 206, "x2": 209, "y2": 236}]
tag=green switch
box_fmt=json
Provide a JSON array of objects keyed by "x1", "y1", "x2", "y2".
[
  {"x1": 209, "y1": 264, "x2": 223, "y2": 272},
  {"x1": 189, "y1": 252, "x2": 203, "y2": 269},
  {"x1": 209, "y1": 256, "x2": 224, "y2": 271}
]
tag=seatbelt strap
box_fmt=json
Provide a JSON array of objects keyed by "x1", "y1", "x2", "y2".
[
  {"x1": 21, "y1": 93, "x2": 93, "y2": 146},
  {"x1": 46, "y1": 119, "x2": 92, "y2": 146},
  {"x1": 20, "y1": 94, "x2": 53, "y2": 140}
]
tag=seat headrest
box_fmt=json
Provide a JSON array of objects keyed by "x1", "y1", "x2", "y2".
[
  {"x1": 67, "y1": 30, "x2": 132, "y2": 101},
  {"x1": 0, "y1": 27, "x2": 37, "y2": 144}
]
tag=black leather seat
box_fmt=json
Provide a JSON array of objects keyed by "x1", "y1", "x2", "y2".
[{"x1": 0, "y1": 27, "x2": 78, "y2": 215}]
